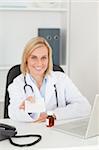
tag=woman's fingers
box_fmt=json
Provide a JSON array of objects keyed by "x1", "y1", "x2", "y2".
[
  {"x1": 33, "y1": 112, "x2": 47, "y2": 123},
  {"x1": 27, "y1": 96, "x2": 35, "y2": 103},
  {"x1": 19, "y1": 101, "x2": 25, "y2": 110}
]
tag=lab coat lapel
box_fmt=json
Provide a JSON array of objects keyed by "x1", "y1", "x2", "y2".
[{"x1": 45, "y1": 73, "x2": 56, "y2": 104}]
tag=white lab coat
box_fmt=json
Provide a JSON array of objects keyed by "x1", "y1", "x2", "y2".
[{"x1": 8, "y1": 71, "x2": 91, "y2": 122}]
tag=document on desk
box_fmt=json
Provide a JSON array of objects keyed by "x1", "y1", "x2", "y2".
[{"x1": 25, "y1": 100, "x2": 45, "y2": 113}]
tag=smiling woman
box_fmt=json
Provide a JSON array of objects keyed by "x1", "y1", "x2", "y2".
[
  {"x1": 21, "y1": 37, "x2": 53, "y2": 76},
  {"x1": 8, "y1": 36, "x2": 91, "y2": 122}
]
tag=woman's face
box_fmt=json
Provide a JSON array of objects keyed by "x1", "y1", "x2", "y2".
[{"x1": 27, "y1": 45, "x2": 49, "y2": 78}]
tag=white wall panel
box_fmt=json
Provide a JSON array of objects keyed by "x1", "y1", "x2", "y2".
[{"x1": 69, "y1": 0, "x2": 98, "y2": 104}]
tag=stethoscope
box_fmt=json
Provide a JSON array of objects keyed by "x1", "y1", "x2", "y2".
[
  {"x1": 24, "y1": 76, "x2": 59, "y2": 107},
  {"x1": 24, "y1": 76, "x2": 34, "y2": 94}
]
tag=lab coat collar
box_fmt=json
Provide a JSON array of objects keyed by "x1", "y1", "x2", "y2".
[
  {"x1": 25, "y1": 72, "x2": 57, "y2": 104},
  {"x1": 25, "y1": 73, "x2": 42, "y2": 99}
]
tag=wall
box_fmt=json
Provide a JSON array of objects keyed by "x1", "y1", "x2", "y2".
[
  {"x1": 69, "y1": 0, "x2": 98, "y2": 104},
  {"x1": 0, "y1": 8, "x2": 67, "y2": 99},
  {"x1": 97, "y1": 3, "x2": 99, "y2": 93},
  {"x1": 0, "y1": 0, "x2": 98, "y2": 106}
]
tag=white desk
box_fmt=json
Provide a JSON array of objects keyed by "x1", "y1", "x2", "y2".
[{"x1": 0, "y1": 119, "x2": 98, "y2": 150}]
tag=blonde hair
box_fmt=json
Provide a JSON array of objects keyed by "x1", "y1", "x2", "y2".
[{"x1": 20, "y1": 36, "x2": 53, "y2": 75}]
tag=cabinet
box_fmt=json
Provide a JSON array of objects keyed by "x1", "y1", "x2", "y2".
[{"x1": 0, "y1": 1, "x2": 70, "y2": 100}]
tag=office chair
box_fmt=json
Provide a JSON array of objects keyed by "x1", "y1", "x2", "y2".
[{"x1": 4, "y1": 64, "x2": 64, "y2": 118}]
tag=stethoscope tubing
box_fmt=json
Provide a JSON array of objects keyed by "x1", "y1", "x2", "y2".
[
  {"x1": 24, "y1": 76, "x2": 34, "y2": 94},
  {"x1": 54, "y1": 84, "x2": 58, "y2": 107}
]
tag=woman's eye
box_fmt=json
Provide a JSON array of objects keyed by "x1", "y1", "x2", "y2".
[
  {"x1": 31, "y1": 56, "x2": 37, "y2": 60},
  {"x1": 42, "y1": 57, "x2": 47, "y2": 60}
]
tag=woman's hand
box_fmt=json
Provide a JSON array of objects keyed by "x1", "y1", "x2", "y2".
[
  {"x1": 19, "y1": 101, "x2": 25, "y2": 110},
  {"x1": 26, "y1": 96, "x2": 35, "y2": 103},
  {"x1": 33, "y1": 112, "x2": 47, "y2": 123},
  {"x1": 19, "y1": 96, "x2": 35, "y2": 110}
]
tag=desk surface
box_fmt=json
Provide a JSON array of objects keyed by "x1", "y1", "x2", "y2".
[{"x1": 0, "y1": 119, "x2": 98, "y2": 150}]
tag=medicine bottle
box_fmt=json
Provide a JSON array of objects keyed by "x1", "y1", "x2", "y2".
[{"x1": 46, "y1": 111, "x2": 55, "y2": 127}]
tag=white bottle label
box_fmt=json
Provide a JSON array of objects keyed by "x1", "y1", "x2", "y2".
[{"x1": 46, "y1": 118, "x2": 49, "y2": 126}]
